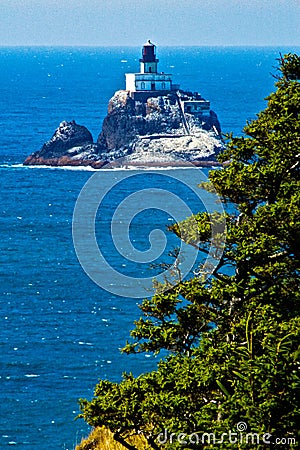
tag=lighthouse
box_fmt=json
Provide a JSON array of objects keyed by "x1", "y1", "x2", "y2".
[
  {"x1": 125, "y1": 40, "x2": 174, "y2": 100},
  {"x1": 139, "y1": 39, "x2": 158, "y2": 74}
]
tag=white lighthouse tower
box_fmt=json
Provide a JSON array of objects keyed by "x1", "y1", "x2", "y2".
[
  {"x1": 139, "y1": 39, "x2": 159, "y2": 74},
  {"x1": 125, "y1": 40, "x2": 173, "y2": 99}
]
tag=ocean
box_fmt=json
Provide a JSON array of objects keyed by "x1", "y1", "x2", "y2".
[{"x1": 0, "y1": 46, "x2": 299, "y2": 449}]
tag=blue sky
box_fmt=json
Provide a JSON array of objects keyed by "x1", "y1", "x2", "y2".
[{"x1": 0, "y1": 0, "x2": 299, "y2": 46}]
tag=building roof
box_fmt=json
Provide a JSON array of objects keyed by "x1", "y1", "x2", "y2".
[{"x1": 144, "y1": 39, "x2": 155, "y2": 47}]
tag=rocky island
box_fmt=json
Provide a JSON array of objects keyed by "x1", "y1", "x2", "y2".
[{"x1": 24, "y1": 41, "x2": 224, "y2": 169}]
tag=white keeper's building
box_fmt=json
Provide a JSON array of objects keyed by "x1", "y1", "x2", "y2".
[{"x1": 125, "y1": 40, "x2": 211, "y2": 118}]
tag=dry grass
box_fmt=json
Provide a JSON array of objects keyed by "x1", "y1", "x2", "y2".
[{"x1": 76, "y1": 426, "x2": 149, "y2": 450}]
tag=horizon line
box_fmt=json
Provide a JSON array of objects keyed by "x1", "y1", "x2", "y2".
[{"x1": 0, "y1": 44, "x2": 299, "y2": 49}]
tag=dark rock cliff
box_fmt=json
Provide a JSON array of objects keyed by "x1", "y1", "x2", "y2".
[
  {"x1": 39, "y1": 120, "x2": 94, "y2": 157},
  {"x1": 24, "y1": 121, "x2": 106, "y2": 168},
  {"x1": 24, "y1": 90, "x2": 224, "y2": 169}
]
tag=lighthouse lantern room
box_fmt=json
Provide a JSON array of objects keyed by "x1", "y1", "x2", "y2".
[
  {"x1": 125, "y1": 40, "x2": 173, "y2": 99},
  {"x1": 140, "y1": 40, "x2": 158, "y2": 73}
]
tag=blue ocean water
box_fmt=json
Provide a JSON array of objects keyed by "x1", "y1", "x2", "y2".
[{"x1": 0, "y1": 46, "x2": 299, "y2": 449}]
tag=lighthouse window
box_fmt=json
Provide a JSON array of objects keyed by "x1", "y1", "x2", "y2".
[{"x1": 141, "y1": 82, "x2": 145, "y2": 90}]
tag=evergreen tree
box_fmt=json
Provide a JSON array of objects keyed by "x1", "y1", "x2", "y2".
[{"x1": 78, "y1": 54, "x2": 300, "y2": 450}]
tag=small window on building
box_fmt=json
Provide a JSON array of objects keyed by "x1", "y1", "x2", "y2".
[
  {"x1": 141, "y1": 82, "x2": 145, "y2": 90},
  {"x1": 149, "y1": 66, "x2": 152, "y2": 73},
  {"x1": 162, "y1": 82, "x2": 166, "y2": 89}
]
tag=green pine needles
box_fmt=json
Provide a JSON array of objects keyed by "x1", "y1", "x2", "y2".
[{"x1": 77, "y1": 54, "x2": 300, "y2": 450}]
